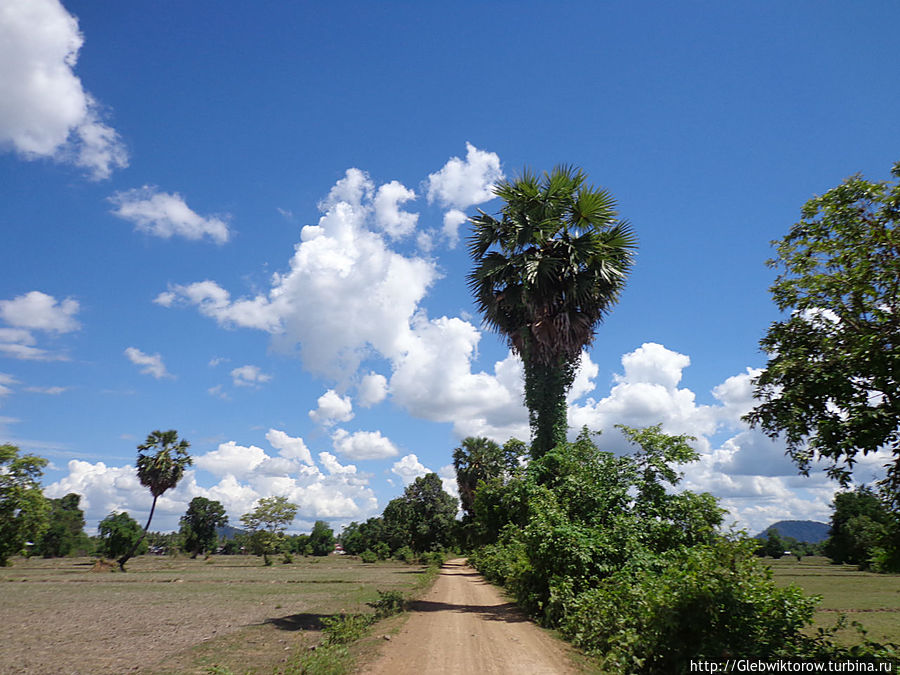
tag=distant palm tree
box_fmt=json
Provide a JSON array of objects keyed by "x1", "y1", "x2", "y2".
[
  {"x1": 468, "y1": 166, "x2": 636, "y2": 457},
  {"x1": 117, "y1": 430, "x2": 192, "y2": 570}
]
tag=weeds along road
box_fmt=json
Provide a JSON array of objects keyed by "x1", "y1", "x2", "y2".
[{"x1": 361, "y1": 558, "x2": 579, "y2": 675}]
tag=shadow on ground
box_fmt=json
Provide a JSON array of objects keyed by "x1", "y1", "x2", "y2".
[{"x1": 408, "y1": 600, "x2": 529, "y2": 624}]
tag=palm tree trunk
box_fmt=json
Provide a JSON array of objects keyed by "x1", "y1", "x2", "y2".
[
  {"x1": 524, "y1": 355, "x2": 577, "y2": 460},
  {"x1": 117, "y1": 495, "x2": 157, "y2": 571}
]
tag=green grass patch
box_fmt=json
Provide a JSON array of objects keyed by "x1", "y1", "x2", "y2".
[{"x1": 769, "y1": 556, "x2": 900, "y2": 646}]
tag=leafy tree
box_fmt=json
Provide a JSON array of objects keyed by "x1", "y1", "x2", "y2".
[
  {"x1": 309, "y1": 520, "x2": 335, "y2": 556},
  {"x1": 468, "y1": 166, "x2": 637, "y2": 457},
  {"x1": 824, "y1": 485, "x2": 899, "y2": 571},
  {"x1": 452, "y1": 437, "x2": 523, "y2": 517},
  {"x1": 118, "y1": 430, "x2": 192, "y2": 570},
  {"x1": 761, "y1": 528, "x2": 787, "y2": 559},
  {"x1": 179, "y1": 497, "x2": 227, "y2": 558},
  {"x1": 382, "y1": 473, "x2": 457, "y2": 553},
  {"x1": 745, "y1": 161, "x2": 900, "y2": 499},
  {"x1": 0, "y1": 445, "x2": 50, "y2": 565},
  {"x1": 240, "y1": 496, "x2": 298, "y2": 565},
  {"x1": 98, "y1": 512, "x2": 147, "y2": 560},
  {"x1": 37, "y1": 493, "x2": 88, "y2": 558}
]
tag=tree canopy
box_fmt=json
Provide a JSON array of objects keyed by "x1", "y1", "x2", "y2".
[
  {"x1": 98, "y1": 511, "x2": 147, "y2": 560},
  {"x1": 240, "y1": 495, "x2": 298, "y2": 565},
  {"x1": 0, "y1": 445, "x2": 50, "y2": 566},
  {"x1": 745, "y1": 161, "x2": 900, "y2": 501},
  {"x1": 468, "y1": 166, "x2": 636, "y2": 457},
  {"x1": 179, "y1": 496, "x2": 227, "y2": 558}
]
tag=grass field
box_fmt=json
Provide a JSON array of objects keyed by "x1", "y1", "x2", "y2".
[
  {"x1": 0, "y1": 554, "x2": 434, "y2": 675},
  {"x1": 769, "y1": 556, "x2": 900, "y2": 646}
]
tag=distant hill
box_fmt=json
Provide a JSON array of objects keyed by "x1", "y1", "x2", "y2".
[
  {"x1": 754, "y1": 520, "x2": 830, "y2": 543},
  {"x1": 216, "y1": 525, "x2": 248, "y2": 540}
]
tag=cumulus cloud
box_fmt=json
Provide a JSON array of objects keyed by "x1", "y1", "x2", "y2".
[
  {"x1": 373, "y1": 180, "x2": 418, "y2": 239},
  {"x1": 441, "y1": 209, "x2": 468, "y2": 248},
  {"x1": 266, "y1": 428, "x2": 314, "y2": 466},
  {"x1": 0, "y1": 291, "x2": 80, "y2": 333},
  {"x1": 318, "y1": 451, "x2": 357, "y2": 475},
  {"x1": 309, "y1": 389, "x2": 354, "y2": 426},
  {"x1": 391, "y1": 453, "x2": 429, "y2": 485},
  {"x1": 357, "y1": 372, "x2": 388, "y2": 408},
  {"x1": 230, "y1": 364, "x2": 271, "y2": 387},
  {"x1": 160, "y1": 168, "x2": 438, "y2": 381},
  {"x1": 124, "y1": 347, "x2": 173, "y2": 379},
  {"x1": 0, "y1": 0, "x2": 127, "y2": 179},
  {"x1": 332, "y1": 428, "x2": 399, "y2": 460},
  {"x1": 426, "y1": 142, "x2": 503, "y2": 209},
  {"x1": 109, "y1": 187, "x2": 231, "y2": 244}
]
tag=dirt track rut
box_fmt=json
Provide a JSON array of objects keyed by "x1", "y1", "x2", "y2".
[{"x1": 361, "y1": 558, "x2": 578, "y2": 674}]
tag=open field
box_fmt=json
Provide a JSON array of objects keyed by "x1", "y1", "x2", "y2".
[
  {"x1": 770, "y1": 556, "x2": 900, "y2": 645},
  {"x1": 0, "y1": 554, "x2": 434, "y2": 675}
]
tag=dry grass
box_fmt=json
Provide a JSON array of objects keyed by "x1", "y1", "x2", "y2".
[{"x1": 0, "y1": 554, "x2": 433, "y2": 675}]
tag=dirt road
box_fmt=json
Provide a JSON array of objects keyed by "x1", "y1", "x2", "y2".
[{"x1": 361, "y1": 559, "x2": 579, "y2": 674}]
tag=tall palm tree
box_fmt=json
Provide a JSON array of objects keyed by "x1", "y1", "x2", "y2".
[
  {"x1": 117, "y1": 430, "x2": 192, "y2": 570},
  {"x1": 468, "y1": 166, "x2": 637, "y2": 458}
]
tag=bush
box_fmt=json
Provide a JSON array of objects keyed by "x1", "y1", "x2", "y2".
[
  {"x1": 368, "y1": 589, "x2": 405, "y2": 618},
  {"x1": 281, "y1": 552, "x2": 293, "y2": 564},
  {"x1": 467, "y1": 427, "x2": 900, "y2": 672},
  {"x1": 419, "y1": 551, "x2": 446, "y2": 568},
  {"x1": 321, "y1": 614, "x2": 374, "y2": 645},
  {"x1": 393, "y1": 545, "x2": 415, "y2": 564},
  {"x1": 359, "y1": 549, "x2": 377, "y2": 563}
]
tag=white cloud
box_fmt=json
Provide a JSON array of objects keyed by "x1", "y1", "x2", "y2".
[
  {"x1": 194, "y1": 441, "x2": 269, "y2": 479},
  {"x1": 0, "y1": 291, "x2": 79, "y2": 333},
  {"x1": 124, "y1": 347, "x2": 173, "y2": 379},
  {"x1": 318, "y1": 451, "x2": 357, "y2": 475},
  {"x1": 0, "y1": 0, "x2": 127, "y2": 179},
  {"x1": 160, "y1": 168, "x2": 439, "y2": 381},
  {"x1": 207, "y1": 385, "x2": 229, "y2": 401},
  {"x1": 426, "y1": 142, "x2": 503, "y2": 209},
  {"x1": 441, "y1": 209, "x2": 468, "y2": 248},
  {"x1": 230, "y1": 364, "x2": 272, "y2": 387},
  {"x1": 357, "y1": 372, "x2": 388, "y2": 408},
  {"x1": 0, "y1": 373, "x2": 18, "y2": 397},
  {"x1": 373, "y1": 180, "x2": 418, "y2": 239},
  {"x1": 24, "y1": 385, "x2": 67, "y2": 395},
  {"x1": 109, "y1": 187, "x2": 231, "y2": 244},
  {"x1": 391, "y1": 453, "x2": 429, "y2": 485},
  {"x1": 309, "y1": 389, "x2": 354, "y2": 426},
  {"x1": 332, "y1": 428, "x2": 399, "y2": 460},
  {"x1": 265, "y1": 428, "x2": 314, "y2": 466}
]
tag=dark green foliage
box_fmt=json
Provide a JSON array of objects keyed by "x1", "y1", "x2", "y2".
[
  {"x1": 382, "y1": 473, "x2": 457, "y2": 553},
  {"x1": 393, "y1": 545, "x2": 415, "y2": 564},
  {"x1": 467, "y1": 426, "x2": 898, "y2": 672},
  {"x1": 760, "y1": 528, "x2": 787, "y2": 559},
  {"x1": 468, "y1": 166, "x2": 637, "y2": 457},
  {"x1": 0, "y1": 445, "x2": 50, "y2": 565},
  {"x1": 309, "y1": 520, "x2": 335, "y2": 556},
  {"x1": 368, "y1": 589, "x2": 405, "y2": 618},
  {"x1": 359, "y1": 549, "x2": 377, "y2": 563},
  {"x1": 338, "y1": 517, "x2": 385, "y2": 556},
  {"x1": 825, "y1": 485, "x2": 900, "y2": 572},
  {"x1": 36, "y1": 493, "x2": 87, "y2": 558},
  {"x1": 452, "y1": 437, "x2": 522, "y2": 517},
  {"x1": 98, "y1": 512, "x2": 147, "y2": 560},
  {"x1": 180, "y1": 497, "x2": 228, "y2": 558},
  {"x1": 745, "y1": 161, "x2": 900, "y2": 495}
]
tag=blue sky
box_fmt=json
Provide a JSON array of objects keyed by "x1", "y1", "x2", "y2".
[{"x1": 1, "y1": 0, "x2": 898, "y2": 536}]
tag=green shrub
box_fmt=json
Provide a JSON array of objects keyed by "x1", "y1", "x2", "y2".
[
  {"x1": 393, "y1": 545, "x2": 415, "y2": 564},
  {"x1": 419, "y1": 551, "x2": 445, "y2": 568},
  {"x1": 321, "y1": 613, "x2": 374, "y2": 645},
  {"x1": 281, "y1": 552, "x2": 293, "y2": 564},
  {"x1": 373, "y1": 542, "x2": 390, "y2": 560},
  {"x1": 359, "y1": 549, "x2": 377, "y2": 563},
  {"x1": 368, "y1": 589, "x2": 405, "y2": 618}
]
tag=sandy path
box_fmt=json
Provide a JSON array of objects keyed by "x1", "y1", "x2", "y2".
[{"x1": 361, "y1": 559, "x2": 578, "y2": 674}]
